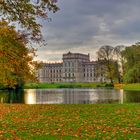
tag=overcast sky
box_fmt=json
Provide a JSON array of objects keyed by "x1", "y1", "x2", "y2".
[{"x1": 35, "y1": 0, "x2": 140, "y2": 62}]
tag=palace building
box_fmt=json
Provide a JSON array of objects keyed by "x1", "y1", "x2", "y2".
[{"x1": 37, "y1": 52, "x2": 107, "y2": 83}]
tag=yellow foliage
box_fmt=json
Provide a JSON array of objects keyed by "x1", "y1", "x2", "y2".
[{"x1": 0, "y1": 20, "x2": 39, "y2": 88}]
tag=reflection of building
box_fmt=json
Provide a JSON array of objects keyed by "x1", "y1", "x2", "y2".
[
  {"x1": 24, "y1": 89, "x2": 64, "y2": 104},
  {"x1": 63, "y1": 89, "x2": 90, "y2": 104},
  {"x1": 37, "y1": 52, "x2": 107, "y2": 83},
  {"x1": 24, "y1": 89, "x2": 121, "y2": 104},
  {"x1": 36, "y1": 89, "x2": 63, "y2": 104}
]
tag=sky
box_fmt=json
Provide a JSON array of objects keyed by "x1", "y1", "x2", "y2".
[{"x1": 35, "y1": 0, "x2": 140, "y2": 62}]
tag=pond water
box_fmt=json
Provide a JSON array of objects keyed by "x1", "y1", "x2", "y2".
[{"x1": 0, "y1": 88, "x2": 140, "y2": 104}]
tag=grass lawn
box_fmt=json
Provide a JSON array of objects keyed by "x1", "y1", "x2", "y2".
[
  {"x1": 0, "y1": 104, "x2": 139, "y2": 139},
  {"x1": 113, "y1": 83, "x2": 140, "y2": 91},
  {"x1": 122, "y1": 83, "x2": 140, "y2": 91},
  {"x1": 24, "y1": 82, "x2": 113, "y2": 89}
]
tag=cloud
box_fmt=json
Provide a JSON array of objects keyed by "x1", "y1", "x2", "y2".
[{"x1": 35, "y1": 0, "x2": 140, "y2": 61}]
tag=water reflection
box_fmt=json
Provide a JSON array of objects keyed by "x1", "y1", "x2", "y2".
[
  {"x1": 120, "y1": 89, "x2": 124, "y2": 104},
  {"x1": 24, "y1": 89, "x2": 36, "y2": 104},
  {"x1": 0, "y1": 89, "x2": 24, "y2": 104},
  {"x1": 0, "y1": 88, "x2": 140, "y2": 104},
  {"x1": 123, "y1": 90, "x2": 140, "y2": 103},
  {"x1": 0, "y1": 92, "x2": 9, "y2": 103},
  {"x1": 24, "y1": 89, "x2": 122, "y2": 104},
  {"x1": 24, "y1": 89, "x2": 64, "y2": 104}
]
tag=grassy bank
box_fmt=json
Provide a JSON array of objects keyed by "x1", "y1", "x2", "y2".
[
  {"x1": 122, "y1": 83, "x2": 140, "y2": 91},
  {"x1": 114, "y1": 83, "x2": 140, "y2": 91},
  {"x1": 0, "y1": 104, "x2": 139, "y2": 139},
  {"x1": 24, "y1": 82, "x2": 140, "y2": 91},
  {"x1": 24, "y1": 82, "x2": 113, "y2": 89}
]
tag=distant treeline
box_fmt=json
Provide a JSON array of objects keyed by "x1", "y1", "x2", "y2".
[{"x1": 96, "y1": 42, "x2": 140, "y2": 83}]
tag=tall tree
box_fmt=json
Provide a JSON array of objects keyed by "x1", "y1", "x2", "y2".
[
  {"x1": 0, "y1": 0, "x2": 59, "y2": 41},
  {"x1": 0, "y1": 20, "x2": 40, "y2": 88},
  {"x1": 122, "y1": 43, "x2": 140, "y2": 83},
  {"x1": 114, "y1": 45, "x2": 125, "y2": 83},
  {"x1": 97, "y1": 45, "x2": 116, "y2": 83},
  {"x1": 0, "y1": 0, "x2": 58, "y2": 88}
]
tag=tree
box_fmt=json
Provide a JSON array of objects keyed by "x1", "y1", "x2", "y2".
[
  {"x1": 0, "y1": 20, "x2": 40, "y2": 89},
  {"x1": 122, "y1": 43, "x2": 140, "y2": 83},
  {"x1": 97, "y1": 45, "x2": 117, "y2": 83},
  {"x1": 113, "y1": 45, "x2": 125, "y2": 83},
  {"x1": 0, "y1": 1, "x2": 58, "y2": 89},
  {"x1": 123, "y1": 65, "x2": 140, "y2": 83},
  {"x1": 0, "y1": 0, "x2": 59, "y2": 41}
]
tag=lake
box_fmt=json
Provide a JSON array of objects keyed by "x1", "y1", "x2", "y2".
[{"x1": 0, "y1": 88, "x2": 140, "y2": 104}]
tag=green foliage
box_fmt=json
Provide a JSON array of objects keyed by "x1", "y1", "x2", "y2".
[
  {"x1": 105, "y1": 83, "x2": 114, "y2": 87},
  {"x1": 124, "y1": 65, "x2": 140, "y2": 83},
  {"x1": 0, "y1": 104, "x2": 139, "y2": 139},
  {"x1": 122, "y1": 43, "x2": 140, "y2": 83}
]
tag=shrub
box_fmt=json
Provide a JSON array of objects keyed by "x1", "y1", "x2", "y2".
[{"x1": 105, "y1": 83, "x2": 114, "y2": 87}]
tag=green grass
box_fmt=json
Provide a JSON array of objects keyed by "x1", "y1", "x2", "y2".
[
  {"x1": 0, "y1": 104, "x2": 139, "y2": 139},
  {"x1": 24, "y1": 82, "x2": 113, "y2": 89},
  {"x1": 123, "y1": 83, "x2": 140, "y2": 91}
]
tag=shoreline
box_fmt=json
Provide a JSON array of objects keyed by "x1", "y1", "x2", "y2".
[
  {"x1": 24, "y1": 82, "x2": 114, "y2": 89},
  {"x1": 24, "y1": 83, "x2": 140, "y2": 91},
  {"x1": 0, "y1": 83, "x2": 140, "y2": 91}
]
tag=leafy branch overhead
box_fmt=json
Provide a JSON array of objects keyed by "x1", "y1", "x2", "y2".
[{"x1": 0, "y1": 0, "x2": 59, "y2": 41}]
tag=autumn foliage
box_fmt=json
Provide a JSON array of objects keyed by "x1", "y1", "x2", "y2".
[
  {"x1": 0, "y1": 20, "x2": 40, "y2": 88},
  {"x1": 0, "y1": 0, "x2": 59, "y2": 41}
]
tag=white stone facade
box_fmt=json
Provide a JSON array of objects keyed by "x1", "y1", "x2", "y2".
[{"x1": 37, "y1": 52, "x2": 107, "y2": 83}]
